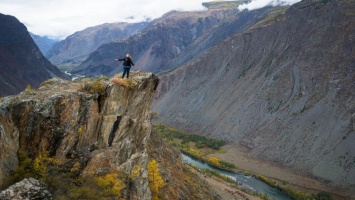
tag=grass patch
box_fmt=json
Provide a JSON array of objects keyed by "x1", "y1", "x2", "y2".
[{"x1": 80, "y1": 79, "x2": 106, "y2": 95}]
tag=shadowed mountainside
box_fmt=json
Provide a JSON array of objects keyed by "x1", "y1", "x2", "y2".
[
  {"x1": 46, "y1": 22, "x2": 149, "y2": 68},
  {"x1": 153, "y1": 0, "x2": 355, "y2": 197},
  {"x1": 30, "y1": 33, "x2": 58, "y2": 55},
  {"x1": 0, "y1": 14, "x2": 67, "y2": 97}
]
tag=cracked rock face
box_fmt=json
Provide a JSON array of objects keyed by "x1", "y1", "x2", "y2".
[
  {"x1": 0, "y1": 72, "x2": 219, "y2": 200},
  {"x1": 0, "y1": 178, "x2": 52, "y2": 200},
  {"x1": 0, "y1": 72, "x2": 158, "y2": 199}
]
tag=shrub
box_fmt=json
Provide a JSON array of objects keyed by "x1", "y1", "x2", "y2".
[
  {"x1": 3, "y1": 149, "x2": 126, "y2": 199},
  {"x1": 77, "y1": 127, "x2": 83, "y2": 134},
  {"x1": 208, "y1": 157, "x2": 220, "y2": 167},
  {"x1": 96, "y1": 173, "x2": 124, "y2": 197},
  {"x1": 219, "y1": 160, "x2": 237, "y2": 169},
  {"x1": 122, "y1": 78, "x2": 135, "y2": 89},
  {"x1": 25, "y1": 85, "x2": 32, "y2": 92},
  {"x1": 81, "y1": 79, "x2": 106, "y2": 95},
  {"x1": 70, "y1": 162, "x2": 80, "y2": 173},
  {"x1": 130, "y1": 165, "x2": 141, "y2": 180},
  {"x1": 3, "y1": 150, "x2": 60, "y2": 188}
]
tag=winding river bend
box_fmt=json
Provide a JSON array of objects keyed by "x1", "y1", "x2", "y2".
[{"x1": 182, "y1": 153, "x2": 291, "y2": 200}]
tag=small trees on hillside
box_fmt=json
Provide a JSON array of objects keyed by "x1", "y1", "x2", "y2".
[{"x1": 148, "y1": 159, "x2": 165, "y2": 199}]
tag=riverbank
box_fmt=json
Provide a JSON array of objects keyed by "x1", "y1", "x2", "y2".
[
  {"x1": 188, "y1": 165, "x2": 261, "y2": 200},
  {"x1": 154, "y1": 124, "x2": 349, "y2": 199},
  {"x1": 210, "y1": 144, "x2": 349, "y2": 200}
]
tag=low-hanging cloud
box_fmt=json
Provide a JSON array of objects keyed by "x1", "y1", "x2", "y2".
[
  {"x1": 238, "y1": 0, "x2": 301, "y2": 11},
  {"x1": 0, "y1": 0, "x2": 207, "y2": 40}
]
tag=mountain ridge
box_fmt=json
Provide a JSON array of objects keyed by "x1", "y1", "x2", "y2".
[
  {"x1": 46, "y1": 21, "x2": 149, "y2": 69},
  {"x1": 0, "y1": 13, "x2": 67, "y2": 97},
  {"x1": 152, "y1": 0, "x2": 355, "y2": 196},
  {"x1": 30, "y1": 33, "x2": 59, "y2": 55},
  {"x1": 72, "y1": 1, "x2": 287, "y2": 77}
]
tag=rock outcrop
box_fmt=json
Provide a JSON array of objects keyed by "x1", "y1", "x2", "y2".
[
  {"x1": 0, "y1": 178, "x2": 52, "y2": 200},
  {"x1": 0, "y1": 14, "x2": 67, "y2": 97},
  {"x1": 0, "y1": 72, "x2": 218, "y2": 199},
  {"x1": 153, "y1": 0, "x2": 355, "y2": 196}
]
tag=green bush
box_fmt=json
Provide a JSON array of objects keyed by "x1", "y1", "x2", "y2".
[{"x1": 155, "y1": 124, "x2": 225, "y2": 150}]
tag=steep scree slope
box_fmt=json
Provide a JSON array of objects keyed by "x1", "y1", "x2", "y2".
[
  {"x1": 0, "y1": 14, "x2": 66, "y2": 97},
  {"x1": 153, "y1": 0, "x2": 355, "y2": 195},
  {"x1": 0, "y1": 73, "x2": 218, "y2": 199}
]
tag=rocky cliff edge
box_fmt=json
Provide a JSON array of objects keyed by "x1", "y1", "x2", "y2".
[{"x1": 0, "y1": 72, "x2": 218, "y2": 199}]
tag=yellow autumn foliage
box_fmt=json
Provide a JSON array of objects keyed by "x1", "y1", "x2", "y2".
[
  {"x1": 208, "y1": 157, "x2": 221, "y2": 167},
  {"x1": 96, "y1": 173, "x2": 124, "y2": 196},
  {"x1": 70, "y1": 162, "x2": 81, "y2": 173},
  {"x1": 77, "y1": 127, "x2": 83, "y2": 134},
  {"x1": 33, "y1": 151, "x2": 61, "y2": 178},
  {"x1": 130, "y1": 164, "x2": 141, "y2": 179},
  {"x1": 148, "y1": 160, "x2": 165, "y2": 196}
]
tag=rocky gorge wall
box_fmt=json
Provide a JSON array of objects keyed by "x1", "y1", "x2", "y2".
[
  {"x1": 153, "y1": 0, "x2": 355, "y2": 195},
  {"x1": 0, "y1": 72, "x2": 218, "y2": 199}
]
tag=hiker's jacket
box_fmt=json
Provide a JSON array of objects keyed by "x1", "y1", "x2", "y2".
[{"x1": 119, "y1": 57, "x2": 135, "y2": 68}]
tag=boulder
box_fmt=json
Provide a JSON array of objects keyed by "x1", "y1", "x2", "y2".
[{"x1": 0, "y1": 178, "x2": 52, "y2": 200}]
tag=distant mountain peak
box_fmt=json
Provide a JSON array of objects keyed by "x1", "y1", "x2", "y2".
[{"x1": 45, "y1": 21, "x2": 150, "y2": 69}]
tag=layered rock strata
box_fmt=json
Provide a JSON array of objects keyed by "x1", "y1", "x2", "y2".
[{"x1": 0, "y1": 72, "x2": 218, "y2": 199}]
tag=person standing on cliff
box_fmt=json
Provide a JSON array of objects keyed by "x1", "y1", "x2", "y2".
[{"x1": 115, "y1": 54, "x2": 135, "y2": 79}]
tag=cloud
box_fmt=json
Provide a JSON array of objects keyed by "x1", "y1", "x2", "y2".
[
  {"x1": 0, "y1": 0, "x2": 302, "y2": 39},
  {"x1": 0, "y1": 0, "x2": 207, "y2": 39},
  {"x1": 238, "y1": 0, "x2": 301, "y2": 11}
]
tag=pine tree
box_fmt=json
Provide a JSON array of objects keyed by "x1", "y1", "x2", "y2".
[{"x1": 147, "y1": 159, "x2": 165, "y2": 198}]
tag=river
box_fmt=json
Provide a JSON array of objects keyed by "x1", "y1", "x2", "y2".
[
  {"x1": 182, "y1": 153, "x2": 291, "y2": 200},
  {"x1": 64, "y1": 71, "x2": 85, "y2": 81}
]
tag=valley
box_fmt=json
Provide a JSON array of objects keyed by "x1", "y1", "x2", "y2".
[
  {"x1": 156, "y1": 124, "x2": 348, "y2": 199},
  {"x1": 209, "y1": 145, "x2": 348, "y2": 199},
  {"x1": 152, "y1": 0, "x2": 355, "y2": 197},
  {"x1": 0, "y1": 0, "x2": 354, "y2": 199}
]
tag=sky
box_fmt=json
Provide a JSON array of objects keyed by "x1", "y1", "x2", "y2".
[{"x1": 0, "y1": 0, "x2": 301, "y2": 40}]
